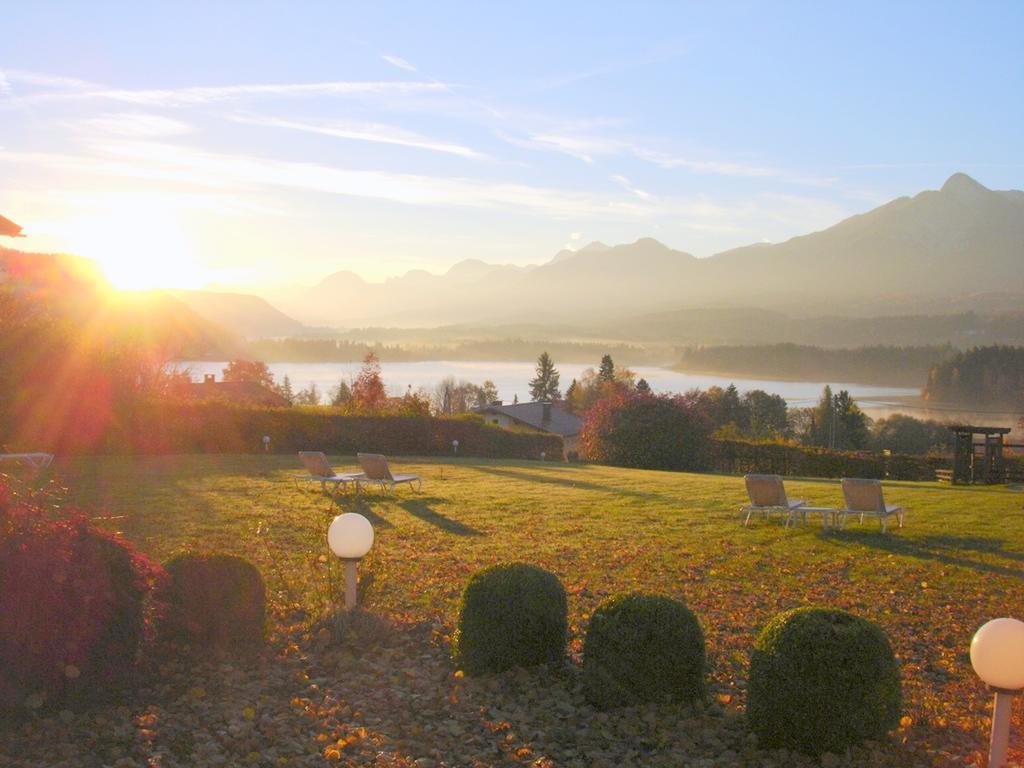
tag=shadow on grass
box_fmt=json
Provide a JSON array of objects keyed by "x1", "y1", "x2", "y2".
[
  {"x1": 396, "y1": 496, "x2": 481, "y2": 536},
  {"x1": 472, "y1": 465, "x2": 683, "y2": 504},
  {"x1": 835, "y1": 530, "x2": 1024, "y2": 577},
  {"x1": 331, "y1": 495, "x2": 396, "y2": 530}
]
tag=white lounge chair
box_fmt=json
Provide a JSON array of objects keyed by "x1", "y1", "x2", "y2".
[
  {"x1": 837, "y1": 478, "x2": 904, "y2": 533},
  {"x1": 293, "y1": 451, "x2": 363, "y2": 493},
  {"x1": 742, "y1": 474, "x2": 806, "y2": 527},
  {"x1": 356, "y1": 453, "x2": 422, "y2": 494}
]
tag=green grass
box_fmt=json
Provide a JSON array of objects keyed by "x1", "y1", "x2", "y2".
[{"x1": 58, "y1": 455, "x2": 1024, "y2": 759}]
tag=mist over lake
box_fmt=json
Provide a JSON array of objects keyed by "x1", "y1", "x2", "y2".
[{"x1": 178, "y1": 360, "x2": 917, "y2": 408}]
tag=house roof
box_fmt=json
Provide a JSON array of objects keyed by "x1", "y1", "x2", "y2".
[
  {"x1": 185, "y1": 380, "x2": 289, "y2": 407},
  {"x1": 475, "y1": 401, "x2": 582, "y2": 437},
  {"x1": 0, "y1": 215, "x2": 24, "y2": 238}
]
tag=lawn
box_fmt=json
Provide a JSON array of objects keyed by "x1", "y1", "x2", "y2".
[{"x1": 5, "y1": 454, "x2": 1024, "y2": 767}]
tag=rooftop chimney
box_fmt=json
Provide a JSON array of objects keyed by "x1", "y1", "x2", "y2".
[
  {"x1": 204, "y1": 374, "x2": 216, "y2": 384},
  {"x1": 491, "y1": 399, "x2": 503, "y2": 407},
  {"x1": 541, "y1": 401, "x2": 552, "y2": 422}
]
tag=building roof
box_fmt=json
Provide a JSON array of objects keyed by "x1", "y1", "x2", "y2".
[
  {"x1": 184, "y1": 380, "x2": 290, "y2": 407},
  {"x1": 0, "y1": 215, "x2": 24, "y2": 238},
  {"x1": 475, "y1": 401, "x2": 582, "y2": 437}
]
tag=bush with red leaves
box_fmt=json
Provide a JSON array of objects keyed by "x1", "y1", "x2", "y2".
[
  {"x1": 579, "y1": 391, "x2": 713, "y2": 472},
  {"x1": 0, "y1": 480, "x2": 164, "y2": 712}
]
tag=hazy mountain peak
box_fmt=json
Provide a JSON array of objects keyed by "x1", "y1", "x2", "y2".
[
  {"x1": 941, "y1": 172, "x2": 988, "y2": 195},
  {"x1": 631, "y1": 237, "x2": 669, "y2": 250},
  {"x1": 579, "y1": 240, "x2": 610, "y2": 253}
]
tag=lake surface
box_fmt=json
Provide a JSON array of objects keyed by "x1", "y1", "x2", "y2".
[{"x1": 178, "y1": 360, "x2": 918, "y2": 408}]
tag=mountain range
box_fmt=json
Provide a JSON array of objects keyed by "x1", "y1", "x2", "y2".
[{"x1": 245, "y1": 173, "x2": 1024, "y2": 330}]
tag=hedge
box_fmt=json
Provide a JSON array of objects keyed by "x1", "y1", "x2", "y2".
[
  {"x1": 32, "y1": 402, "x2": 564, "y2": 459},
  {"x1": 710, "y1": 438, "x2": 942, "y2": 481}
]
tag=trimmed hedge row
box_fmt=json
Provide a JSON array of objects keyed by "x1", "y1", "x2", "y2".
[
  {"x1": 90, "y1": 402, "x2": 563, "y2": 459},
  {"x1": 710, "y1": 438, "x2": 944, "y2": 481}
]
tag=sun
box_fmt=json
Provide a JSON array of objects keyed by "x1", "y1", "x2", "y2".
[{"x1": 62, "y1": 206, "x2": 209, "y2": 291}]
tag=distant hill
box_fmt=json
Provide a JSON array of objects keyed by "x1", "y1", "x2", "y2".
[
  {"x1": 273, "y1": 173, "x2": 1024, "y2": 328},
  {"x1": 169, "y1": 289, "x2": 307, "y2": 339}
]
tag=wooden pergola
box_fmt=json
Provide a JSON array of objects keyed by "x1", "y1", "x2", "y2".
[{"x1": 949, "y1": 425, "x2": 1011, "y2": 484}]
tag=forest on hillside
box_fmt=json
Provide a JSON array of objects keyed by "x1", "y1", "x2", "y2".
[
  {"x1": 675, "y1": 344, "x2": 952, "y2": 388},
  {"x1": 924, "y1": 345, "x2": 1024, "y2": 407}
]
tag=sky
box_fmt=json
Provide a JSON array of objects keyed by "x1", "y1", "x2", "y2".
[{"x1": 1, "y1": 1, "x2": 1022, "y2": 291}]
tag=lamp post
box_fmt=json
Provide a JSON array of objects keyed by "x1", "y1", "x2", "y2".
[
  {"x1": 452, "y1": 439, "x2": 459, "y2": 456},
  {"x1": 327, "y1": 513, "x2": 374, "y2": 610},
  {"x1": 970, "y1": 618, "x2": 1024, "y2": 767}
]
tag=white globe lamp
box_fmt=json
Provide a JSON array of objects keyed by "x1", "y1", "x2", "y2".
[
  {"x1": 971, "y1": 618, "x2": 1024, "y2": 767},
  {"x1": 327, "y1": 513, "x2": 374, "y2": 608}
]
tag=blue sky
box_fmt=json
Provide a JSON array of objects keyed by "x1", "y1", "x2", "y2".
[{"x1": 1, "y1": 1, "x2": 1021, "y2": 289}]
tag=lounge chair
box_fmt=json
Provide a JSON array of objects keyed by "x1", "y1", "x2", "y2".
[
  {"x1": 837, "y1": 478, "x2": 904, "y2": 533},
  {"x1": 742, "y1": 474, "x2": 806, "y2": 527},
  {"x1": 293, "y1": 451, "x2": 363, "y2": 493},
  {"x1": 356, "y1": 453, "x2": 422, "y2": 494}
]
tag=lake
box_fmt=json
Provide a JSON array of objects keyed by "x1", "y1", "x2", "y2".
[{"x1": 178, "y1": 360, "x2": 918, "y2": 408}]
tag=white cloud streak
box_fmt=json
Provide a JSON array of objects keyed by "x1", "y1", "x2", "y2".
[
  {"x1": 381, "y1": 54, "x2": 417, "y2": 72},
  {"x1": 231, "y1": 114, "x2": 486, "y2": 160}
]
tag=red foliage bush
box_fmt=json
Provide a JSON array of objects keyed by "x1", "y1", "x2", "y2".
[
  {"x1": 580, "y1": 392, "x2": 713, "y2": 471},
  {"x1": 0, "y1": 480, "x2": 164, "y2": 712}
]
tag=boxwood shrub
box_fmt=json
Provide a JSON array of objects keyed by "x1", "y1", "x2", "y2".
[
  {"x1": 161, "y1": 553, "x2": 265, "y2": 653},
  {"x1": 583, "y1": 592, "x2": 706, "y2": 709},
  {"x1": 747, "y1": 607, "x2": 902, "y2": 755},
  {"x1": 453, "y1": 563, "x2": 567, "y2": 676}
]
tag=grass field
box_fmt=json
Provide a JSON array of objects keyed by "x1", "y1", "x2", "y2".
[{"x1": 11, "y1": 455, "x2": 1024, "y2": 766}]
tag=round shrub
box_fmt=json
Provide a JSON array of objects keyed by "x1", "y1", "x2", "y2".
[
  {"x1": 583, "y1": 593, "x2": 706, "y2": 709},
  {"x1": 454, "y1": 563, "x2": 567, "y2": 676},
  {"x1": 161, "y1": 553, "x2": 265, "y2": 653},
  {"x1": 0, "y1": 485, "x2": 161, "y2": 711},
  {"x1": 748, "y1": 607, "x2": 902, "y2": 755},
  {"x1": 579, "y1": 392, "x2": 712, "y2": 471}
]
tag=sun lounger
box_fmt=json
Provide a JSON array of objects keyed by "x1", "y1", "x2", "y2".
[
  {"x1": 293, "y1": 451, "x2": 363, "y2": 493},
  {"x1": 356, "y1": 453, "x2": 422, "y2": 494},
  {"x1": 837, "y1": 478, "x2": 904, "y2": 533},
  {"x1": 742, "y1": 474, "x2": 806, "y2": 527}
]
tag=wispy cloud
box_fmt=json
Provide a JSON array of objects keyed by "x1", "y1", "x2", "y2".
[
  {"x1": 0, "y1": 69, "x2": 451, "y2": 108},
  {"x1": 75, "y1": 113, "x2": 194, "y2": 137},
  {"x1": 231, "y1": 114, "x2": 486, "y2": 160},
  {"x1": 610, "y1": 174, "x2": 652, "y2": 200},
  {"x1": 381, "y1": 54, "x2": 417, "y2": 72}
]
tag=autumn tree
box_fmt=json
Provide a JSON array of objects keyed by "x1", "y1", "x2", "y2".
[
  {"x1": 351, "y1": 352, "x2": 387, "y2": 413},
  {"x1": 529, "y1": 352, "x2": 561, "y2": 402},
  {"x1": 222, "y1": 359, "x2": 275, "y2": 389},
  {"x1": 294, "y1": 382, "x2": 321, "y2": 406}
]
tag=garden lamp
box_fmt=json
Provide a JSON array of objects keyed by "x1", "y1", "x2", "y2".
[
  {"x1": 970, "y1": 618, "x2": 1024, "y2": 767},
  {"x1": 452, "y1": 439, "x2": 459, "y2": 455},
  {"x1": 327, "y1": 513, "x2": 374, "y2": 609}
]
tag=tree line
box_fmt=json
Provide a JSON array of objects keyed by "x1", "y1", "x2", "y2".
[{"x1": 924, "y1": 345, "x2": 1024, "y2": 407}]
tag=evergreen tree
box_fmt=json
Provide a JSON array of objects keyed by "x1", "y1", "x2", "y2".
[
  {"x1": 277, "y1": 374, "x2": 295, "y2": 405},
  {"x1": 833, "y1": 390, "x2": 870, "y2": 450},
  {"x1": 329, "y1": 379, "x2": 352, "y2": 406},
  {"x1": 812, "y1": 385, "x2": 835, "y2": 447},
  {"x1": 598, "y1": 354, "x2": 616, "y2": 383},
  {"x1": 636, "y1": 377, "x2": 651, "y2": 393},
  {"x1": 529, "y1": 351, "x2": 561, "y2": 401}
]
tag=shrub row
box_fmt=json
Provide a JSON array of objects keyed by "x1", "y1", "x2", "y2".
[
  {"x1": 0, "y1": 479, "x2": 266, "y2": 714},
  {"x1": 51, "y1": 402, "x2": 563, "y2": 459},
  {"x1": 454, "y1": 562, "x2": 902, "y2": 756},
  {"x1": 710, "y1": 438, "x2": 943, "y2": 481}
]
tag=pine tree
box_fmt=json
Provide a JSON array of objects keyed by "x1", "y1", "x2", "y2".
[
  {"x1": 636, "y1": 377, "x2": 651, "y2": 393},
  {"x1": 277, "y1": 375, "x2": 295, "y2": 405},
  {"x1": 598, "y1": 354, "x2": 615, "y2": 383},
  {"x1": 529, "y1": 351, "x2": 561, "y2": 401},
  {"x1": 329, "y1": 378, "x2": 352, "y2": 406}
]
